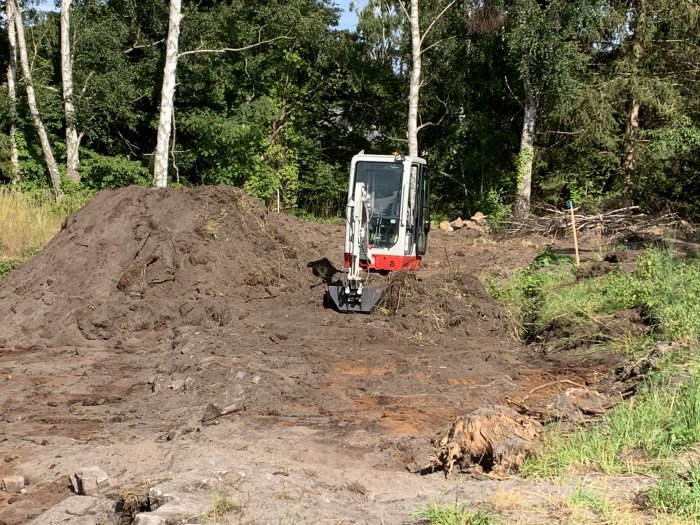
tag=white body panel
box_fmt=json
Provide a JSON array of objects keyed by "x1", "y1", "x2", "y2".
[{"x1": 344, "y1": 153, "x2": 427, "y2": 265}]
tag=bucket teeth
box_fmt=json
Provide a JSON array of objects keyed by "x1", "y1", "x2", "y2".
[{"x1": 327, "y1": 285, "x2": 381, "y2": 313}]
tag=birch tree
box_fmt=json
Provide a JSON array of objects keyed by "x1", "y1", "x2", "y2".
[
  {"x1": 399, "y1": 0, "x2": 455, "y2": 158},
  {"x1": 5, "y1": 0, "x2": 20, "y2": 183},
  {"x1": 506, "y1": 0, "x2": 587, "y2": 218},
  {"x1": 13, "y1": 0, "x2": 63, "y2": 199},
  {"x1": 153, "y1": 0, "x2": 182, "y2": 188},
  {"x1": 61, "y1": 0, "x2": 80, "y2": 183}
]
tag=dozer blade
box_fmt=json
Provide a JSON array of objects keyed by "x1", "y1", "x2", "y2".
[{"x1": 327, "y1": 285, "x2": 382, "y2": 313}]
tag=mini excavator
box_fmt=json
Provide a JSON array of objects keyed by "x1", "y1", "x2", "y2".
[{"x1": 327, "y1": 151, "x2": 430, "y2": 313}]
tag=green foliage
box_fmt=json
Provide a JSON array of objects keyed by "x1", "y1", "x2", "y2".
[
  {"x1": 646, "y1": 464, "x2": 700, "y2": 521},
  {"x1": 0, "y1": 259, "x2": 21, "y2": 279},
  {"x1": 531, "y1": 245, "x2": 575, "y2": 269},
  {"x1": 490, "y1": 247, "x2": 700, "y2": 345},
  {"x1": 631, "y1": 249, "x2": 700, "y2": 340},
  {"x1": 3, "y1": 0, "x2": 700, "y2": 223},
  {"x1": 80, "y1": 151, "x2": 151, "y2": 190},
  {"x1": 469, "y1": 190, "x2": 512, "y2": 232},
  {"x1": 411, "y1": 503, "x2": 499, "y2": 525}
]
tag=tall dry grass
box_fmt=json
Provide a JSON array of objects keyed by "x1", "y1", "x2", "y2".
[{"x1": 0, "y1": 188, "x2": 88, "y2": 260}]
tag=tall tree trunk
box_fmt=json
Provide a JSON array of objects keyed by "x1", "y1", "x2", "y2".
[
  {"x1": 622, "y1": 97, "x2": 640, "y2": 189},
  {"x1": 13, "y1": 0, "x2": 63, "y2": 199},
  {"x1": 60, "y1": 0, "x2": 80, "y2": 183},
  {"x1": 153, "y1": 0, "x2": 182, "y2": 188},
  {"x1": 514, "y1": 87, "x2": 536, "y2": 219},
  {"x1": 621, "y1": 0, "x2": 646, "y2": 197},
  {"x1": 407, "y1": 0, "x2": 421, "y2": 158},
  {"x1": 6, "y1": 0, "x2": 20, "y2": 183}
]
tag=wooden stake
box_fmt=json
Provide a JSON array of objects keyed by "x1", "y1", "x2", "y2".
[
  {"x1": 277, "y1": 188, "x2": 281, "y2": 213},
  {"x1": 568, "y1": 201, "x2": 580, "y2": 265}
]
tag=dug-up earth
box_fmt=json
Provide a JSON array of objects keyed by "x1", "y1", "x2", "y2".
[{"x1": 0, "y1": 186, "x2": 663, "y2": 524}]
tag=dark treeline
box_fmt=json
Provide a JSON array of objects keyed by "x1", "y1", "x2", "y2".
[{"x1": 1, "y1": 0, "x2": 699, "y2": 220}]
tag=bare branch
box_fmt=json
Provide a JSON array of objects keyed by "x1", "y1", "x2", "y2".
[
  {"x1": 396, "y1": 0, "x2": 410, "y2": 21},
  {"x1": 80, "y1": 71, "x2": 94, "y2": 97},
  {"x1": 179, "y1": 35, "x2": 292, "y2": 58},
  {"x1": 416, "y1": 96, "x2": 448, "y2": 132},
  {"x1": 504, "y1": 74, "x2": 523, "y2": 107},
  {"x1": 422, "y1": 34, "x2": 456, "y2": 55},
  {"x1": 124, "y1": 38, "x2": 165, "y2": 54},
  {"x1": 419, "y1": 0, "x2": 456, "y2": 49}
]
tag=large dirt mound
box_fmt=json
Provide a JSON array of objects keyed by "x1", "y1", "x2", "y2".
[{"x1": 0, "y1": 186, "x2": 330, "y2": 346}]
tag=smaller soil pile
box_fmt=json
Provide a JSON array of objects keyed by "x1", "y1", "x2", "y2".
[
  {"x1": 377, "y1": 270, "x2": 506, "y2": 336},
  {"x1": 0, "y1": 186, "x2": 328, "y2": 346}
]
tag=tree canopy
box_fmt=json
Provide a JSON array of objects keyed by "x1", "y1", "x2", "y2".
[{"x1": 1, "y1": 0, "x2": 699, "y2": 219}]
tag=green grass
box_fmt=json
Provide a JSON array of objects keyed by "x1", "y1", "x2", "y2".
[
  {"x1": 0, "y1": 259, "x2": 21, "y2": 278},
  {"x1": 489, "y1": 245, "x2": 700, "y2": 522},
  {"x1": 488, "y1": 247, "x2": 700, "y2": 345},
  {"x1": 521, "y1": 368, "x2": 700, "y2": 477},
  {"x1": 411, "y1": 503, "x2": 499, "y2": 525},
  {"x1": 568, "y1": 487, "x2": 613, "y2": 515},
  {"x1": 646, "y1": 464, "x2": 700, "y2": 521}
]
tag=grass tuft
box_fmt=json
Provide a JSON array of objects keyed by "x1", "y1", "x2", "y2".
[
  {"x1": 411, "y1": 503, "x2": 499, "y2": 525},
  {"x1": 646, "y1": 464, "x2": 700, "y2": 521},
  {"x1": 202, "y1": 491, "x2": 243, "y2": 523}
]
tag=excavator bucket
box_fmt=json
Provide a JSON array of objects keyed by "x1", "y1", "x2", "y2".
[{"x1": 327, "y1": 285, "x2": 382, "y2": 313}]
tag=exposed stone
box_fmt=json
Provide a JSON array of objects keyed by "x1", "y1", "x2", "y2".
[
  {"x1": 25, "y1": 495, "x2": 118, "y2": 525},
  {"x1": 70, "y1": 466, "x2": 109, "y2": 496},
  {"x1": 133, "y1": 516, "x2": 167, "y2": 525},
  {"x1": 134, "y1": 480, "x2": 209, "y2": 525},
  {"x1": 1, "y1": 475, "x2": 25, "y2": 493},
  {"x1": 201, "y1": 392, "x2": 245, "y2": 425}
]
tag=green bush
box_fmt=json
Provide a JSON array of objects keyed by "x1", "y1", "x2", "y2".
[{"x1": 80, "y1": 150, "x2": 151, "y2": 190}]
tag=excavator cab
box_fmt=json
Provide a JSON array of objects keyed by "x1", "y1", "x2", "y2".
[{"x1": 327, "y1": 152, "x2": 430, "y2": 313}]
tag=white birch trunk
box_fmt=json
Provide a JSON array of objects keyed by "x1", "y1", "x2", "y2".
[
  {"x1": 60, "y1": 0, "x2": 80, "y2": 183},
  {"x1": 153, "y1": 0, "x2": 182, "y2": 188},
  {"x1": 622, "y1": 97, "x2": 640, "y2": 189},
  {"x1": 514, "y1": 88, "x2": 536, "y2": 219},
  {"x1": 407, "y1": 0, "x2": 421, "y2": 158},
  {"x1": 13, "y1": 0, "x2": 63, "y2": 199},
  {"x1": 6, "y1": 0, "x2": 20, "y2": 183}
]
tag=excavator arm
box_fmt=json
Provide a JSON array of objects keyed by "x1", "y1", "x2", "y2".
[{"x1": 327, "y1": 182, "x2": 382, "y2": 313}]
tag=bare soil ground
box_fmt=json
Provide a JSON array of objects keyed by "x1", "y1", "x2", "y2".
[{"x1": 0, "y1": 187, "x2": 651, "y2": 524}]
